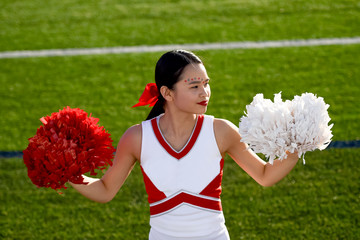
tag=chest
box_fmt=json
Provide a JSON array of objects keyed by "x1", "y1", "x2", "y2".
[
  {"x1": 140, "y1": 115, "x2": 223, "y2": 196},
  {"x1": 161, "y1": 133, "x2": 193, "y2": 152},
  {"x1": 142, "y1": 144, "x2": 222, "y2": 196}
]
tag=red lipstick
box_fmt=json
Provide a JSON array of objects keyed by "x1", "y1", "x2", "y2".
[{"x1": 197, "y1": 101, "x2": 208, "y2": 106}]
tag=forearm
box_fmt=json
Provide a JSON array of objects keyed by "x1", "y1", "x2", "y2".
[
  {"x1": 69, "y1": 175, "x2": 112, "y2": 203},
  {"x1": 216, "y1": 119, "x2": 299, "y2": 187},
  {"x1": 261, "y1": 152, "x2": 299, "y2": 187}
]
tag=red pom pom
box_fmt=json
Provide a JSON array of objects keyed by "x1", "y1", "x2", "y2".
[{"x1": 23, "y1": 107, "x2": 115, "y2": 192}]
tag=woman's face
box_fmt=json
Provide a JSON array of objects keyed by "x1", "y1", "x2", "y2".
[{"x1": 170, "y1": 63, "x2": 211, "y2": 114}]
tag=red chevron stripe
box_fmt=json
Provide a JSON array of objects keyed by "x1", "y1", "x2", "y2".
[
  {"x1": 199, "y1": 158, "x2": 224, "y2": 198},
  {"x1": 150, "y1": 192, "x2": 222, "y2": 216},
  {"x1": 151, "y1": 115, "x2": 204, "y2": 160},
  {"x1": 140, "y1": 166, "x2": 167, "y2": 204}
]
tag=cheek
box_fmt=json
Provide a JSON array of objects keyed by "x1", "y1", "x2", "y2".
[
  {"x1": 174, "y1": 91, "x2": 197, "y2": 106},
  {"x1": 174, "y1": 88, "x2": 192, "y2": 101}
]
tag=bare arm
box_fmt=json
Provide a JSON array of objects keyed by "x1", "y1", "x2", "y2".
[
  {"x1": 214, "y1": 118, "x2": 299, "y2": 187},
  {"x1": 69, "y1": 125, "x2": 141, "y2": 202}
]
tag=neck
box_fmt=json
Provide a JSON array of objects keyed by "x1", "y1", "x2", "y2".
[{"x1": 159, "y1": 110, "x2": 197, "y2": 138}]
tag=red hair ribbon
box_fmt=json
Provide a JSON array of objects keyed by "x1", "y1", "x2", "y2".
[{"x1": 132, "y1": 83, "x2": 159, "y2": 108}]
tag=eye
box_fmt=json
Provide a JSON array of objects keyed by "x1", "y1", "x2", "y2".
[{"x1": 204, "y1": 80, "x2": 210, "y2": 87}]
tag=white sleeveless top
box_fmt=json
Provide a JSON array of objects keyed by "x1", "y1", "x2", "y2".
[{"x1": 140, "y1": 114, "x2": 228, "y2": 239}]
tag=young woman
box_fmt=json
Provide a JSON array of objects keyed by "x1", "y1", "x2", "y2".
[{"x1": 70, "y1": 50, "x2": 299, "y2": 240}]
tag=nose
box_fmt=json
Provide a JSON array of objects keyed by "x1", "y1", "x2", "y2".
[{"x1": 200, "y1": 85, "x2": 210, "y2": 98}]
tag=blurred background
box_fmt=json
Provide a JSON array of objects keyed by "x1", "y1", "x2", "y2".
[{"x1": 1, "y1": 0, "x2": 359, "y2": 239}]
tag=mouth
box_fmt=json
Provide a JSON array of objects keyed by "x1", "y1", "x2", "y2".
[{"x1": 197, "y1": 101, "x2": 208, "y2": 106}]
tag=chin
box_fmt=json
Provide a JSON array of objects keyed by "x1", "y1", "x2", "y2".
[
  {"x1": 196, "y1": 107, "x2": 208, "y2": 115},
  {"x1": 180, "y1": 105, "x2": 208, "y2": 115}
]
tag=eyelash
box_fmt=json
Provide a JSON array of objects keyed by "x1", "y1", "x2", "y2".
[{"x1": 191, "y1": 82, "x2": 209, "y2": 89}]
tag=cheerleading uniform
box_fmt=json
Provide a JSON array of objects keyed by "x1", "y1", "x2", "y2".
[{"x1": 140, "y1": 114, "x2": 230, "y2": 239}]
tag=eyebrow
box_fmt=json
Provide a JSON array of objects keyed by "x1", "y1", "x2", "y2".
[{"x1": 186, "y1": 78, "x2": 210, "y2": 84}]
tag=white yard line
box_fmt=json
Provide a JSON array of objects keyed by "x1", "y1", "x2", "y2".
[{"x1": 1, "y1": 37, "x2": 360, "y2": 59}]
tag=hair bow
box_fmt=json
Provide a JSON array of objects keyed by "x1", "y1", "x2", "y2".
[{"x1": 132, "y1": 83, "x2": 159, "y2": 108}]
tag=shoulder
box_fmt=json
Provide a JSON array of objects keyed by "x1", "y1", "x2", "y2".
[
  {"x1": 116, "y1": 124, "x2": 142, "y2": 160},
  {"x1": 121, "y1": 124, "x2": 142, "y2": 142},
  {"x1": 213, "y1": 118, "x2": 241, "y2": 154},
  {"x1": 125, "y1": 123, "x2": 142, "y2": 136},
  {"x1": 213, "y1": 118, "x2": 239, "y2": 134}
]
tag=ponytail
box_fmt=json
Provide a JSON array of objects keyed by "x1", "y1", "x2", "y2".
[{"x1": 146, "y1": 96, "x2": 165, "y2": 120}]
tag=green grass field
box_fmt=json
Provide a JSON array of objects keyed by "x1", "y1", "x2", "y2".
[
  {"x1": 1, "y1": 0, "x2": 359, "y2": 51},
  {"x1": 1, "y1": 0, "x2": 359, "y2": 239}
]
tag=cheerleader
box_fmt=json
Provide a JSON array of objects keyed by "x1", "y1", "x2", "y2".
[{"x1": 70, "y1": 50, "x2": 299, "y2": 239}]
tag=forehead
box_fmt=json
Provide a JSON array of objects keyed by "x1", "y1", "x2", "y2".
[{"x1": 180, "y1": 63, "x2": 208, "y2": 79}]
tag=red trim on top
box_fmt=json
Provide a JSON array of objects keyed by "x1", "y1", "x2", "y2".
[
  {"x1": 199, "y1": 158, "x2": 224, "y2": 199},
  {"x1": 151, "y1": 115, "x2": 204, "y2": 160},
  {"x1": 140, "y1": 166, "x2": 167, "y2": 204},
  {"x1": 150, "y1": 192, "x2": 222, "y2": 216}
]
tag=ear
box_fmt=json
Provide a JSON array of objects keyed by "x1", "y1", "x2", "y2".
[{"x1": 160, "y1": 86, "x2": 174, "y2": 102}]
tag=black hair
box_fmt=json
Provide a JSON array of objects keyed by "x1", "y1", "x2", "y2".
[{"x1": 146, "y1": 50, "x2": 202, "y2": 120}]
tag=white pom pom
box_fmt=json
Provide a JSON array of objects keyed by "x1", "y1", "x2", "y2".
[
  {"x1": 290, "y1": 93, "x2": 333, "y2": 164},
  {"x1": 239, "y1": 92, "x2": 333, "y2": 164}
]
